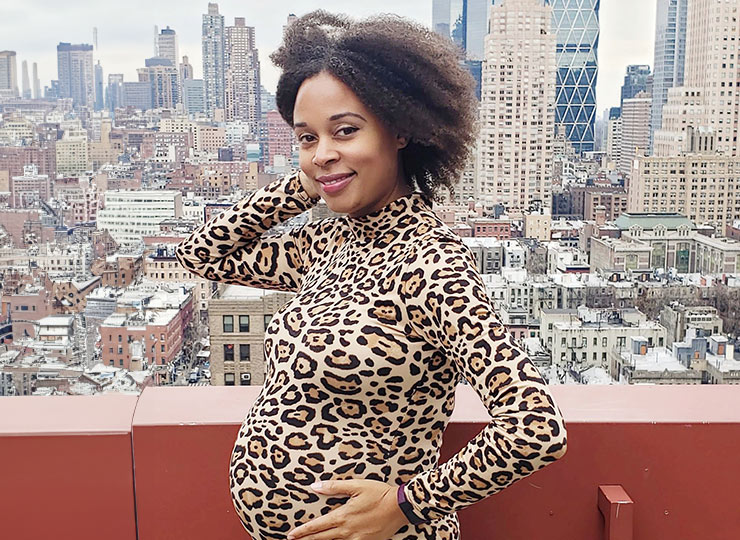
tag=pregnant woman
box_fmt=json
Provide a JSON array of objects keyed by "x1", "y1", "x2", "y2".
[{"x1": 176, "y1": 10, "x2": 568, "y2": 540}]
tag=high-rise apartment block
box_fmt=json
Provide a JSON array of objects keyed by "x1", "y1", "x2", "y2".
[
  {"x1": 606, "y1": 113, "x2": 622, "y2": 164},
  {"x1": 202, "y1": 3, "x2": 225, "y2": 117},
  {"x1": 649, "y1": 0, "x2": 688, "y2": 154},
  {"x1": 478, "y1": 0, "x2": 556, "y2": 212},
  {"x1": 265, "y1": 110, "x2": 294, "y2": 169},
  {"x1": 0, "y1": 51, "x2": 19, "y2": 97},
  {"x1": 225, "y1": 17, "x2": 261, "y2": 134},
  {"x1": 56, "y1": 42, "x2": 94, "y2": 108},
  {"x1": 32, "y1": 62, "x2": 40, "y2": 99},
  {"x1": 619, "y1": 91, "x2": 652, "y2": 177},
  {"x1": 546, "y1": 0, "x2": 600, "y2": 154},
  {"x1": 21, "y1": 60, "x2": 31, "y2": 99},
  {"x1": 137, "y1": 57, "x2": 179, "y2": 109}
]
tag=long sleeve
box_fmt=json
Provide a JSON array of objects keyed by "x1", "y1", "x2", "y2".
[
  {"x1": 175, "y1": 171, "x2": 321, "y2": 292},
  {"x1": 399, "y1": 235, "x2": 568, "y2": 522}
]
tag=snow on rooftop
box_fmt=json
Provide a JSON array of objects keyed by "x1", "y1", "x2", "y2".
[
  {"x1": 580, "y1": 366, "x2": 615, "y2": 385},
  {"x1": 706, "y1": 353, "x2": 740, "y2": 373},
  {"x1": 220, "y1": 284, "x2": 275, "y2": 299},
  {"x1": 621, "y1": 348, "x2": 689, "y2": 373}
]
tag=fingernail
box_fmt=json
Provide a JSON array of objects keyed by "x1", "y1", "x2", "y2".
[{"x1": 311, "y1": 481, "x2": 323, "y2": 490}]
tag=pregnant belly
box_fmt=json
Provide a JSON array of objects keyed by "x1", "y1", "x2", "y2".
[{"x1": 229, "y1": 418, "x2": 393, "y2": 539}]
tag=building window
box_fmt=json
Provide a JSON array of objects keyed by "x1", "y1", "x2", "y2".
[
  {"x1": 264, "y1": 314, "x2": 272, "y2": 329},
  {"x1": 239, "y1": 315, "x2": 250, "y2": 332},
  {"x1": 602, "y1": 337, "x2": 608, "y2": 347},
  {"x1": 223, "y1": 315, "x2": 234, "y2": 333},
  {"x1": 224, "y1": 373, "x2": 235, "y2": 386},
  {"x1": 161, "y1": 344, "x2": 165, "y2": 352},
  {"x1": 119, "y1": 359, "x2": 124, "y2": 366},
  {"x1": 617, "y1": 336, "x2": 626, "y2": 348},
  {"x1": 240, "y1": 373, "x2": 251, "y2": 386},
  {"x1": 224, "y1": 344, "x2": 234, "y2": 362},
  {"x1": 240, "y1": 344, "x2": 250, "y2": 362},
  {"x1": 117, "y1": 346, "x2": 122, "y2": 354},
  {"x1": 118, "y1": 334, "x2": 122, "y2": 342},
  {"x1": 659, "y1": 337, "x2": 664, "y2": 347}
]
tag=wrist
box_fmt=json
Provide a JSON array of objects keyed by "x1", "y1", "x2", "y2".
[
  {"x1": 381, "y1": 484, "x2": 411, "y2": 530},
  {"x1": 396, "y1": 483, "x2": 427, "y2": 525}
]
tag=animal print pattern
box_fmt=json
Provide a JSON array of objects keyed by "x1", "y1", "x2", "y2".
[{"x1": 175, "y1": 172, "x2": 568, "y2": 539}]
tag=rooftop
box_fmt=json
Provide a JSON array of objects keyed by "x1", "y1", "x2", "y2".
[
  {"x1": 1, "y1": 385, "x2": 738, "y2": 540},
  {"x1": 614, "y1": 213, "x2": 696, "y2": 231}
]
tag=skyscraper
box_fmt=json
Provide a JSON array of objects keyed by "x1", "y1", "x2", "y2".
[
  {"x1": 202, "y1": 3, "x2": 225, "y2": 117},
  {"x1": 620, "y1": 65, "x2": 651, "y2": 106},
  {"x1": 655, "y1": 0, "x2": 740, "y2": 157},
  {"x1": 432, "y1": 0, "x2": 491, "y2": 61},
  {"x1": 137, "y1": 57, "x2": 179, "y2": 110},
  {"x1": 180, "y1": 56, "x2": 194, "y2": 80},
  {"x1": 649, "y1": 0, "x2": 687, "y2": 155},
  {"x1": 183, "y1": 79, "x2": 205, "y2": 115},
  {"x1": 21, "y1": 60, "x2": 31, "y2": 99},
  {"x1": 225, "y1": 17, "x2": 261, "y2": 133},
  {"x1": 32, "y1": 62, "x2": 40, "y2": 99},
  {"x1": 0, "y1": 51, "x2": 19, "y2": 98},
  {"x1": 106, "y1": 73, "x2": 124, "y2": 112},
  {"x1": 619, "y1": 91, "x2": 651, "y2": 176},
  {"x1": 478, "y1": 0, "x2": 556, "y2": 211},
  {"x1": 157, "y1": 27, "x2": 180, "y2": 68},
  {"x1": 545, "y1": 0, "x2": 600, "y2": 154},
  {"x1": 57, "y1": 42, "x2": 94, "y2": 108},
  {"x1": 94, "y1": 61, "x2": 104, "y2": 111},
  {"x1": 432, "y1": 0, "x2": 452, "y2": 40}
]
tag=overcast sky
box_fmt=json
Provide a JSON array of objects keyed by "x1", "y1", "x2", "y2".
[{"x1": 2, "y1": 0, "x2": 655, "y2": 113}]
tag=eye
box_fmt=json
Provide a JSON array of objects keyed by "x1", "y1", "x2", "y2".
[
  {"x1": 336, "y1": 126, "x2": 359, "y2": 136},
  {"x1": 298, "y1": 133, "x2": 316, "y2": 144}
]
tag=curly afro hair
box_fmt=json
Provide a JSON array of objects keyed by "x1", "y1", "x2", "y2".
[{"x1": 270, "y1": 10, "x2": 478, "y2": 204}]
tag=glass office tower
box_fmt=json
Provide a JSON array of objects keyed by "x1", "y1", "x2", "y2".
[
  {"x1": 545, "y1": 0, "x2": 600, "y2": 155},
  {"x1": 649, "y1": 0, "x2": 687, "y2": 155}
]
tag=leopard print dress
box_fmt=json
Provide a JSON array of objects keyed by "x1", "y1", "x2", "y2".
[{"x1": 175, "y1": 172, "x2": 568, "y2": 540}]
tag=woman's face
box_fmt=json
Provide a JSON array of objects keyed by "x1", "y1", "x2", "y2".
[{"x1": 293, "y1": 71, "x2": 410, "y2": 218}]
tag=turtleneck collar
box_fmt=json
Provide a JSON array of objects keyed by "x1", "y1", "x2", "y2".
[{"x1": 344, "y1": 192, "x2": 431, "y2": 242}]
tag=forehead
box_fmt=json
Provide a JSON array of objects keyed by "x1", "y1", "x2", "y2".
[{"x1": 293, "y1": 72, "x2": 369, "y2": 123}]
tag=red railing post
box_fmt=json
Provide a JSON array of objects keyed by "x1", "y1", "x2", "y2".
[{"x1": 598, "y1": 484, "x2": 634, "y2": 540}]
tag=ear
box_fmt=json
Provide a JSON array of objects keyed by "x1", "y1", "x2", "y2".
[{"x1": 397, "y1": 135, "x2": 409, "y2": 149}]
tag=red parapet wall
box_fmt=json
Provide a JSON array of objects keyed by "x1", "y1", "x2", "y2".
[{"x1": 1, "y1": 385, "x2": 739, "y2": 540}]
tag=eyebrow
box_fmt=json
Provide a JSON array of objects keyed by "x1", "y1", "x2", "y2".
[{"x1": 294, "y1": 112, "x2": 367, "y2": 128}]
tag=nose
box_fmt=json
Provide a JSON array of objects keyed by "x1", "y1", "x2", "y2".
[{"x1": 312, "y1": 137, "x2": 340, "y2": 168}]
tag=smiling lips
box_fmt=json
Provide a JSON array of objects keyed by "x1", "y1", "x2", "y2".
[{"x1": 316, "y1": 172, "x2": 355, "y2": 185}]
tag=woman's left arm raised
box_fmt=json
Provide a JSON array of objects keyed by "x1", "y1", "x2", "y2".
[{"x1": 398, "y1": 235, "x2": 568, "y2": 522}]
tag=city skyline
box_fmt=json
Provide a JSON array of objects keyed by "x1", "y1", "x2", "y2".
[{"x1": 3, "y1": 0, "x2": 654, "y2": 111}]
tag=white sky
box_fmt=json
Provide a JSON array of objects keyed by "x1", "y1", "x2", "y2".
[{"x1": 2, "y1": 0, "x2": 655, "y2": 113}]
